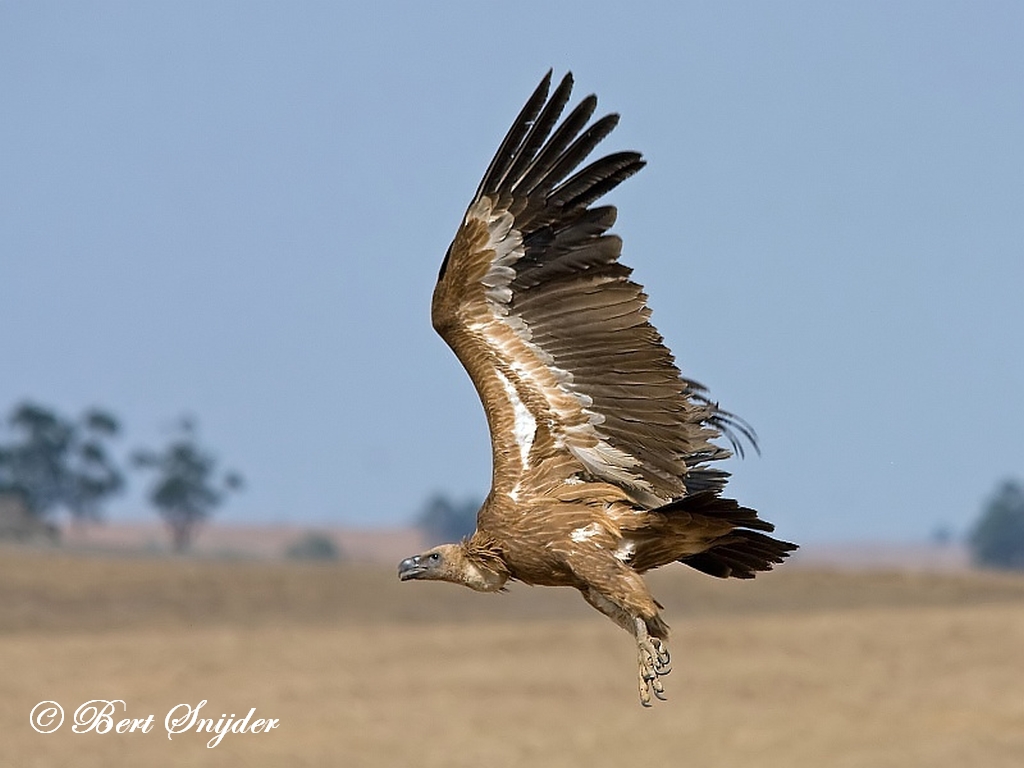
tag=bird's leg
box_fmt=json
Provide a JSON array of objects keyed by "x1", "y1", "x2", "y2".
[
  {"x1": 634, "y1": 617, "x2": 671, "y2": 706},
  {"x1": 579, "y1": 577, "x2": 673, "y2": 706}
]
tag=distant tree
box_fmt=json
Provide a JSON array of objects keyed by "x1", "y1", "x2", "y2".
[
  {"x1": 930, "y1": 523, "x2": 953, "y2": 546},
  {"x1": 415, "y1": 493, "x2": 479, "y2": 545},
  {"x1": 969, "y1": 479, "x2": 1024, "y2": 570},
  {"x1": 0, "y1": 402, "x2": 124, "y2": 523},
  {"x1": 132, "y1": 418, "x2": 243, "y2": 552}
]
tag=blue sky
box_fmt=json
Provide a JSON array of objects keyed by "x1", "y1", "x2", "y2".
[{"x1": 2, "y1": 2, "x2": 1021, "y2": 541}]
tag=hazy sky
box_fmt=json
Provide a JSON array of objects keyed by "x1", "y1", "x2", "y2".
[{"x1": 2, "y1": 2, "x2": 1022, "y2": 542}]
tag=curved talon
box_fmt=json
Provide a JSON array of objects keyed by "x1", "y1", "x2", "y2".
[
  {"x1": 652, "y1": 638, "x2": 671, "y2": 668},
  {"x1": 635, "y1": 620, "x2": 673, "y2": 706},
  {"x1": 639, "y1": 679, "x2": 653, "y2": 707}
]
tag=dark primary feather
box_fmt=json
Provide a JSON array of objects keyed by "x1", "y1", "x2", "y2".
[
  {"x1": 474, "y1": 70, "x2": 556, "y2": 201},
  {"x1": 514, "y1": 109, "x2": 613, "y2": 200},
  {"x1": 501, "y1": 76, "x2": 580, "y2": 197}
]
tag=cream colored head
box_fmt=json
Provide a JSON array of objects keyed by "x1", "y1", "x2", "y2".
[{"x1": 397, "y1": 542, "x2": 508, "y2": 593}]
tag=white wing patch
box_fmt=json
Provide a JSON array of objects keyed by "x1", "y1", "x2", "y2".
[
  {"x1": 495, "y1": 369, "x2": 536, "y2": 470},
  {"x1": 468, "y1": 197, "x2": 662, "y2": 502},
  {"x1": 570, "y1": 522, "x2": 603, "y2": 544}
]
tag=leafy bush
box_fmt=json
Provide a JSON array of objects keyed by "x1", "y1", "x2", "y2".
[
  {"x1": 969, "y1": 480, "x2": 1024, "y2": 570},
  {"x1": 286, "y1": 531, "x2": 342, "y2": 561}
]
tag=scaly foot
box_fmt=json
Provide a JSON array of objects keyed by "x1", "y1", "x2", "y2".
[{"x1": 635, "y1": 618, "x2": 671, "y2": 706}]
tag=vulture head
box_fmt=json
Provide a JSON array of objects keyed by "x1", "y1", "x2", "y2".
[{"x1": 398, "y1": 542, "x2": 509, "y2": 593}]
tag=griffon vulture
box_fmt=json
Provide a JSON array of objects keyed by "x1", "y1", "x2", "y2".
[{"x1": 399, "y1": 72, "x2": 796, "y2": 706}]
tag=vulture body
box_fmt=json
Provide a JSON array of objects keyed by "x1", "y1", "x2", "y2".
[{"x1": 399, "y1": 72, "x2": 796, "y2": 705}]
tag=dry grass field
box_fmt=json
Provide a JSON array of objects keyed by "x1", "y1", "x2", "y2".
[{"x1": 2, "y1": 546, "x2": 1024, "y2": 767}]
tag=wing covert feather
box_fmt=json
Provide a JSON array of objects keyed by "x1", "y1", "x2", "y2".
[{"x1": 433, "y1": 72, "x2": 750, "y2": 510}]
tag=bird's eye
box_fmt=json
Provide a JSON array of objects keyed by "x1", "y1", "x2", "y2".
[{"x1": 429, "y1": 553, "x2": 440, "y2": 562}]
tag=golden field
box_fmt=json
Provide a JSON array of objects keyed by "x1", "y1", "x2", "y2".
[{"x1": 2, "y1": 546, "x2": 1024, "y2": 767}]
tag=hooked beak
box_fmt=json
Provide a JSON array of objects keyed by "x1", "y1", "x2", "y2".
[{"x1": 398, "y1": 555, "x2": 428, "y2": 581}]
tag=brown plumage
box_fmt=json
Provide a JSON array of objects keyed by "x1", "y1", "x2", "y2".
[{"x1": 398, "y1": 71, "x2": 796, "y2": 706}]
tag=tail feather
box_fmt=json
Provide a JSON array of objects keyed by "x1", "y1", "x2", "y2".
[
  {"x1": 653, "y1": 491, "x2": 797, "y2": 579},
  {"x1": 681, "y1": 530, "x2": 796, "y2": 579},
  {"x1": 654, "y1": 490, "x2": 775, "y2": 532}
]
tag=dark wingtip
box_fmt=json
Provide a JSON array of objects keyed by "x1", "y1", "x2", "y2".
[{"x1": 474, "y1": 70, "x2": 561, "y2": 200}]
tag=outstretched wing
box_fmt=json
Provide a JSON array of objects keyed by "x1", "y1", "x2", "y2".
[{"x1": 432, "y1": 71, "x2": 750, "y2": 508}]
